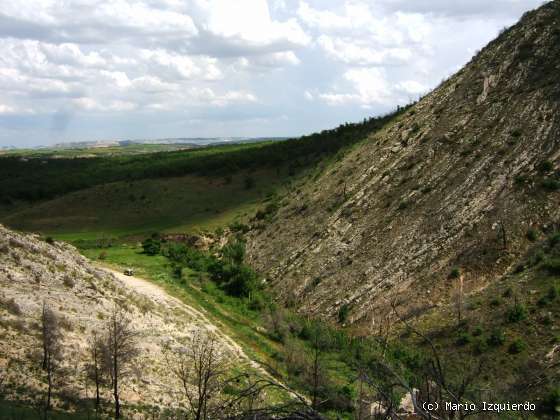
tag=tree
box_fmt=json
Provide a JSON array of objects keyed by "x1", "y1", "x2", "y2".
[
  {"x1": 142, "y1": 233, "x2": 161, "y2": 256},
  {"x1": 165, "y1": 331, "x2": 229, "y2": 420},
  {"x1": 40, "y1": 302, "x2": 63, "y2": 417},
  {"x1": 305, "y1": 324, "x2": 330, "y2": 411},
  {"x1": 86, "y1": 331, "x2": 105, "y2": 411},
  {"x1": 103, "y1": 307, "x2": 139, "y2": 419}
]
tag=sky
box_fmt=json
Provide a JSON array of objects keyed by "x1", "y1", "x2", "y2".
[{"x1": 0, "y1": 0, "x2": 546, "y2": 147}]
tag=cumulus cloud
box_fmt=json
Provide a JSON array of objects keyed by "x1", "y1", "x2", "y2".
[{"x1": 0, "y1": 0, "x2": 546, "y2": 146}]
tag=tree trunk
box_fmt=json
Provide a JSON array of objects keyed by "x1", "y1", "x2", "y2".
[
  {"x1": 114, "y1": 353, "x2": 119, "y2": 418},
  {"x1": 46, "y1": 355, "x2": 52, "y2": 416},
  {"x1": 95, "y1": 371, "x2": 100, "y2": 409}
]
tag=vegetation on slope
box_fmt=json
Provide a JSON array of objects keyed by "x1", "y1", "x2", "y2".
[
  {"x1": 79, "y1": 229, "x2": 560, "y2": 419},
  {"x1": 0, "y1": 109, "x2": 407, "y2": 206}
]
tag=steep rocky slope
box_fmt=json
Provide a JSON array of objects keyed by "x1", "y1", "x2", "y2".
[
  {"x1": 0, "y1": 224, "x2": 247, "y2": 413},
  {"x1": 248, "y1": 1, "x2": 560, "y2": 326}
]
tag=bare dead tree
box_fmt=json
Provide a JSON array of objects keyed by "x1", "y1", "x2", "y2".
[
  {"x1": 497, "y1": 219, "x2": 508, "y2": 251},
  {"x1": 306, "y1": 326, "x2": 330, "y2": 412},
  {"x1": 86, "y1": 331, "x2": 105, "y2": 412},
  {"x1": 103, "y1": 307, "x2": 139, "y2": 419},
  {"x1": 40, "y1": 302, "x2": 63, "y2": 417},
  {"x1": 165, "y1": 331, "x2": 230, "y2": 420},
  {"x1": 386, "y1": 301, "x2": 485, "y2": 420},
  {"x1": 165, "y1": 330, "x2": 317, "y2": 419},
  {"x1": 456, "y1": 275, "x2": 464, "y2": 326}
]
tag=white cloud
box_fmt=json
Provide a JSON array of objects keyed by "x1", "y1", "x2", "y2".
[
  {"x1": 0, "y1": 0, "x2": 546, "y2": 145},
  {"x1": 396, "y1": 80, "x2": 429, "y2": 96},
  {"x1": 319, "y1": 68, "x2": 393, "y2": 107},
  {"x1": 0, "y1": 104, "x2": 17, "y2": 114},
  {"x1": 317, "y1": 35, "x2": 412, "y2": 66}
]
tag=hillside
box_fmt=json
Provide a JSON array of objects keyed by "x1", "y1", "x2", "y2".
[
  {"x1": 247, "y1": 1, "x2": 560, "y2": 325},
  {"x1": 0, "y1": 224, "x2": 260, "y2": 416},
  {"x1": 0, "y1": 111, "x2": 402, "y2": 241}
]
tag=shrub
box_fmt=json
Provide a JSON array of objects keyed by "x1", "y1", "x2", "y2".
[
  {"x1": 542, "y1": 179, "x2": 560, "y2": 191},
  {"x1": 538, "y1": 388, "x2": 560, "y2": 417},
  {"x1": 172, "y1": 265, "x2": 182, "y2": 280},
  {"x1": 502, "y1": 287, "x2": 513, "y2": 298},
  {"x1": 45, "y1": 236, "x2": 55, "y2": 245},
  {"x1": 513, "y1": 263, "x2": 525, "y2": 273},
  {"x1": 222, "y1": 241, "x2": 246, "y2": 265},
  {"x1": 3, "y1": 298, "x2": 22, "y2": 316},
  {"x1": 98, "y1": 251, "x2": 107, "y2": 260},
  {"x1": 489, "y1": 297, "x2": 503, "y2": 307},
  {"x1": 537, "y1": 160, "x2": 554, "y2": 173},
  {"x1": 62, "y1": 276, "x2": 75, "y2": 288},
  {"x1": 449, "y1": 267, "x2": 461, "y2": 279},
  {"x1": 473, "y1": 337, "x2": 489, "y2": 354},
  {"x1": 456, "y1": 332, "x2": 472, "y2": 346},
  {"x1": 229, "y1": 221, "x2": 250, "y2": 234},
  {"x1": 487, "y1": 329, "x2": 506, "y2": 347},
  {"x1": 472, "y1": 325, "x2": 483, "y2": 336},
  {"x1": 549, "y1": 233, "x2": 560, "y2": 248},
  {"x1": 244, "y1": 176, "x2": 255, "y2": 190},
  {"x1": 510, "y1": 129, "x2": 522, "y2": 138},
  {"x1": 338, "y1": 304, "x2": 350, "y2": 324},
  {"x1": 543, "y1": 258, "x2": 560, "y2": 275},
  {"x1": 529, "y1": 251, "x2": 545, "y2": 267},
  {"x1": 508, "y1": 338, "x2": 527, "y2": 354},
  {"x1": 526, "y1": 228, "x2": 538, "y2": 241},
  {"x1": 547, "y1": 286, "x2": 559, "y2": 301},
  {"x1": 142, "y1": 237, "x2": 161, "y2": 256},
  {"x1": 397, "y1": 200, "x2": 409, "y2": 210},
  {"x1": 507, "y1": 304, "x2": 528, "y2": 323}
]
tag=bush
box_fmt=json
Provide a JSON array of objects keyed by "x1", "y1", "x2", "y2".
[
  {"x1": 449, "y1": 267, "x2": 461, "y2": 279},
  {"x1": 542, "y1": 179, "x2": 560, "y2": 191},
  {"x1": 244, "y1": 176, "x2": 255, "y2": 190},
  {"x1": 537, "y1": 160, "x2": 554, "y2": 173},
  {"x1": 98, "y1": 251, "x2": 107, "y2": 260},
  {"x1": 397, "y1": 200, "x2": 409, "y2": 210},
  {"x1": 63, "y1": 276, "x2": 75, "y2": 288},
  {"x1": 543, "y1": 258, "x2": 560, "y2": 275},
  {"x1": 45, "y1": 236, "x2": 55, "y2": 245},
  {"x1": 229, "y1": 221, "x2": 250, "y2": 234},
  {"x1": 473, "y1": 337, "x2": 489, "y2": 354},
  {"x1": 510, "y1": 129, "x2": 522, "y2": 138},
  {"x1": 539, "y1": 286, "x2": 559, "y2": 307},
  {"x1": 338, "y1": 304, "x2": 350, "y2": 324},
  {"x1": 222, "y1": 241, "x2": 246, "y2": 265},
  {"x1": 142, "y1": 236, "x2": 161, "y2": 256},
  {"x1": 172, "y1": 265, "x2": 182, "y2": 279},
  {"x1": 507, "y1": 304, "x2": 528, "y2": 323},
  {"x1": 508, "y1": 338, "x2": 527, "y2": 354},
  {"x1": 526, "y1": 228, "x2": 538, "y2": 241},
  {"x1": 502, "y1": 287, "x2": 513, "y2": 298},
  {"x1": 489, "y1": 298, "x2": 502, "y2": 307},
  {"x1": 456, "y1": 332, "x2": 472, "y2": 346},
  {"x1": 487, "y1": 329, "x2": 506, "y2": 347},
  {"x1": 549, "y1": 233, "x2": 560, "y2": 248},
  {"x1": 2, "y1": 298, "x2": 22, "y2": 316},
  {"x1": 538, "y1": 388, "x2": 560, "y2": 416}
]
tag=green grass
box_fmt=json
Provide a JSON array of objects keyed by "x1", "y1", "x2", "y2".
[
  {"x1": 81, "y1": 244, "x2": 376, "y2": 418},
  {"x1": 83, "y1": 244, "x2": 283, "y2": 366},
  {"x1": 2, "y1": 169, "x2": 284, "y2": 240}
]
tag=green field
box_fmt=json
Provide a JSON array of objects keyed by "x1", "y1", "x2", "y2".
[{"x1": 1, "y1": 169, "x2": 285, "y2": 241}]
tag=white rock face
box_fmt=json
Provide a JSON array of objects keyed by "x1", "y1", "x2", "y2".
[{"x1": 0, "y1": 224, "x2": 245, "y2": 411}]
